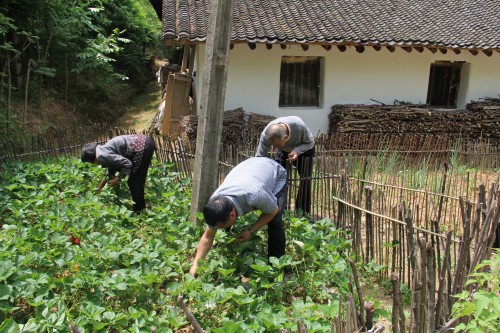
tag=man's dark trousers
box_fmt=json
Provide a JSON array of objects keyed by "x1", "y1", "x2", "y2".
[
  {"x1": 128, "y1": 137, "x2": 156, "y2": 212},
  {"x1": 267, "y1": 183, "x2": 288, "y2": 258},
  {"x1": 276, "y1": 146, "x2": 315, "y2": 214}
]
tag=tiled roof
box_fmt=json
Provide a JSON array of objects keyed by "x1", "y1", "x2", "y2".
[{"x1": 160, "y1": 0, "x2": 500, "y2": 50}]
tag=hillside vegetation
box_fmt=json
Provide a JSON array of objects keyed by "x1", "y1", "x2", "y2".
[{"x1": 0, "y1": 0, "x2": 169, "y2": 135}]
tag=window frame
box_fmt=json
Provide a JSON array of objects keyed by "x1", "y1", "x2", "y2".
[
  {"x1": 279, "y1": 56, "x2": 322, "y2": 108},
  {"x1": 426, "y1": 61, "x2": 464, "y2": 108}
]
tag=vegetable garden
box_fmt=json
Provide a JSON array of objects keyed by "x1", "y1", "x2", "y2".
[{"x1": 0, "y1": 129, "x2": 499, "y2": 332}]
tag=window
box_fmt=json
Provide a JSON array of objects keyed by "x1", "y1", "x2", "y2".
[
  {"x1": 426, "y1": 61, "x2": 463, "y2": 108},
  {"x1": 279, "y1": 56, "x2": 321, "y2": 107}
]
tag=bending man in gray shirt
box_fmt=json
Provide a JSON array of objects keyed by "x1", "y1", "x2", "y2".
[
  {"x1": 189, "y1": 157, "x2": 287, "y2": 276},
  {"x1": 256, "y1": 116, "x2": 315, "y2": 214},
  {"x1": 81, "y1": 135, "x2": 156, "y2": 212}
]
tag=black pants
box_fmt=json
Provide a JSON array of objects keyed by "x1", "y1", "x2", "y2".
[
  {"x1": 267, "y1": 183, "x2": 288, "y2": 258},
  {"x1": 128, "y1": 137, "x2": 155, "y2": 212},
  {"x1": 277, "y1": 146, "x2": 315, "y2": 214}
]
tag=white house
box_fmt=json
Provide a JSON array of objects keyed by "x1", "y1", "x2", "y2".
[{"x1": 151, "y1": 0, "x2": 500, "y2": 134}]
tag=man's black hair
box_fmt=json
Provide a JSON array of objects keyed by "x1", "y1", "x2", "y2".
[
  {"x1": 203, "y1": 196, "x2": 234, "y2": 228},
  {"x1": 81, "y1": 143, "x2": 98, "y2": 163}
]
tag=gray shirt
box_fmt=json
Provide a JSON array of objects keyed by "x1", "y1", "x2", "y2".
[
  {"x1": 255, "y1": 116, "x2": 314, "y2": 157},
  {"x1": 96, "y1": 135, "x2": 136, "y2": 178},
  {"x1": 211, "y1": 157, "x2": 287, "y2": 216}
]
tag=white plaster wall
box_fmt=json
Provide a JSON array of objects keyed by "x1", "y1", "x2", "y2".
[{"x1": 194, "y1": 44, "x2": 500, "y2": 134}]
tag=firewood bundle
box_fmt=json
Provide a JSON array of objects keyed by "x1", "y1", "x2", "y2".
[
  {"x1": 179, "y1": 107, "x2": 275, "y2": 146},
  {"x1": 465, "y1": 97, "x2": 500, "y2": 112},
  {"x1": 328, "y1": 103, "x2": 500, "y2": 141}
]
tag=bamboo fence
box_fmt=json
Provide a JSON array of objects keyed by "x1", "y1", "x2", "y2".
[{"x1": 1, "y1": 126, "x2": 499, "y2": 332}]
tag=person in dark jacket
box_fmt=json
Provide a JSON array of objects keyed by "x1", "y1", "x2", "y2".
[
  {"x1": 256, "y1": 116, "x2": 315, "y2": 214},
  {"x1": 81, "y1": 134, "x2": 156, "y2": 212}
]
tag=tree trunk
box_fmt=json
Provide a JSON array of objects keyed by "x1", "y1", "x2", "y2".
[
  {"x1": 23, "y1": 59, "x2": 31, "y2": 125},
  {"x1": 7, "y1": 53, "x2": 12, "y2": 129},
  {"x1": 0, "y1": 61, "x2": 5, "y2": 119},
  {"x1": 65, "y1": 52, "x2": 69, "y2": 103}
]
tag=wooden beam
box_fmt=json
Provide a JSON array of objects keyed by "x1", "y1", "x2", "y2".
[
  {"x1": 188, "y1": 45, "x2": 197, "y2": 113},
  {"x1": 337, "y1": 45, "x2": 347, "y2": 52},
  {"x1": 280, "y1": 43, "x2": 287, "y2": 50},
  {"x1": 301, "y1": 44, "x2": 309, "y2": 51},
  {"x1": 469, "y1": 49, "x2": 479, "y2": 56},
  {"x1": 355, "y1": 45, "x2": 365, "y2": 53},
  {"x1": 188, "y1": 45, "x2": 196, "y2": 74},
  {"x1": 230, "y1": 43, "x2": 234, "y2": 50},
  {"x1": 190, "y1": 0, "x2": 235, "y2": 221},
  {"x1": 248, "y1": 43, "x2": 256, "y2": 50},
  {"x1": 322, "y1": 45, "x2": 332, "y2": 51},
  {"x1": 401, "y1": 46, "x2": 412, "y2": 53},
  {"x1": 482, "y1": 49, "x2": 493, "y2": 57},
  {"x1": 161, "y1": 74, "x2": 174, "y2": 135},
  {"x1": 452, "y1": 48, "x2": 461, "y2": 55},
  {"x1": 372, "y1": 45, "x2": 382, "y2": 51},
  {"x1": 414, "y1": 46, "x2": 424, "y2": 53},
  {"x1": 266, "y1": 43, "x2": 273, "y2": 50},
  {"x1": 386, "y1": 45, "x2": 395, "y2": 53},
  {"x1": 180, "y1": 45, "x2": 190, "y2": 73},
  {"x1": 428, "y1": 47, "x2": 438, "y2": 54},
  {"x1": 439, "y1": 48, "x2": 447, "y2": 54}
]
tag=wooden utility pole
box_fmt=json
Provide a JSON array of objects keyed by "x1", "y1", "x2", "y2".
[{"x1": 189, "y1": 0, "x2": 234, "y2": 222}]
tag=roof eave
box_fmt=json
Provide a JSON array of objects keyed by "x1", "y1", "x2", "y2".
[{"x1": 161, "y1": 36, "x2": 500, "y2": 53}]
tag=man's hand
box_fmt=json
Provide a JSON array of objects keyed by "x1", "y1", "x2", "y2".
[
  {"x1": 94, "y1": 179, "x2": 107, "y2": 194},
  {"x1": 287, "y1": 150, "x2": 298, "y2": 161},
  {"x1": 107, "y1": 177, "x2": 121, "y2": 187},
  {"x1": 237, "y1": 229, "x2": 252, "y2": 243},
  {"x1": 189, "y1": 263, "x2": 198, "y2": 276},
  {"x1": 190, "y1": 227, "x2": 216, "y2": 278}
]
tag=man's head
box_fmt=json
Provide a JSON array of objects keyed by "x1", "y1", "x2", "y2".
[
  {"x1": 265, "y1": 123, "x2": 288, "y2": 149},
  {"x1": 81, "y1": 143, "x2": 98, "y2": 164},
  {"x1": 203, "y1": 196, "x2": 237, "y2": 229}
]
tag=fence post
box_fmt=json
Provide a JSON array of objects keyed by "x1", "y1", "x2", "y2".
[
  {"x1": 426, "y1": 241, "x2": 436, "y2": 333},
  {"x1": 435, "y1": 232, "x2": 452, "y2": 329},
  {"x1": 418, "y1": 237, "x2": 428, "y2": 333},
  {"x1": 391, "y1": 273, "x2": 401, "y2": 333},
  {"x1": 365, "y1": 186, "x2": 373, "y2": 262},
  {"x1": 337, "y1": 168, "x2": 347, "y2": 229}
]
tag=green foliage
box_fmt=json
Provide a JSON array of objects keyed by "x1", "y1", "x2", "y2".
[
  {"x1": 379, "y1": 279, "x2": 412, "y2": 307},
  {"x1": 451, "y1": 251, "x2": 500, "y2": 333},
  {"x1": 0, "y1": 0, "x2": 169, "y2": 128},
  {"x1": 0, "y1": 157, "x2": 354, "y2": 332}
]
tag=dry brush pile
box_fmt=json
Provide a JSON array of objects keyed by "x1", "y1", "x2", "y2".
[
  {"x1": 179, "y1": 107, "x2": 275, "y2": 147},
  {"x1": 328, "y1": 99, "x2": 500, "y2": 141}
]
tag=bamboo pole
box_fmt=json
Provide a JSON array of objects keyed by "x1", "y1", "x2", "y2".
[{"x1": 365, "y1": 186, "x2": 374, "y2": 262}]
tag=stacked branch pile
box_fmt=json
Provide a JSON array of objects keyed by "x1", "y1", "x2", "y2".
[
  {"x1": 465, "y1": 96, "x2": 500, "y2": 112},
  {"x1": 179, "y1": 107, "x2": 275, "y2": 146},
  {"x1": 328, "y1": 101, "x2": 500, "y2": 141}
]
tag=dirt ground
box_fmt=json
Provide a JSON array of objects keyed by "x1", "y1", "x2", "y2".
[{"x1": 114, "y1": 79, "x2": 163, "y2": 131}]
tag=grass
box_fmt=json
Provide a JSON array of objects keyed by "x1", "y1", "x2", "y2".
[{"x1": 114, "y1": 80, "x2": 162, "y2": 131}]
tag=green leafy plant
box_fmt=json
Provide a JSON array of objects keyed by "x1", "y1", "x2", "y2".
[
  {"x1": 451, "y1": 251, "x2": 500, "y2": 333},
  {"x1": 0, "y1": 156, "x2": 356, "y2": 332}
]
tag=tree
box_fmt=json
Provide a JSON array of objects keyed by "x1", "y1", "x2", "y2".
[{"x1": 0, "y1": 0, "x2": 164, "y2": 129}]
